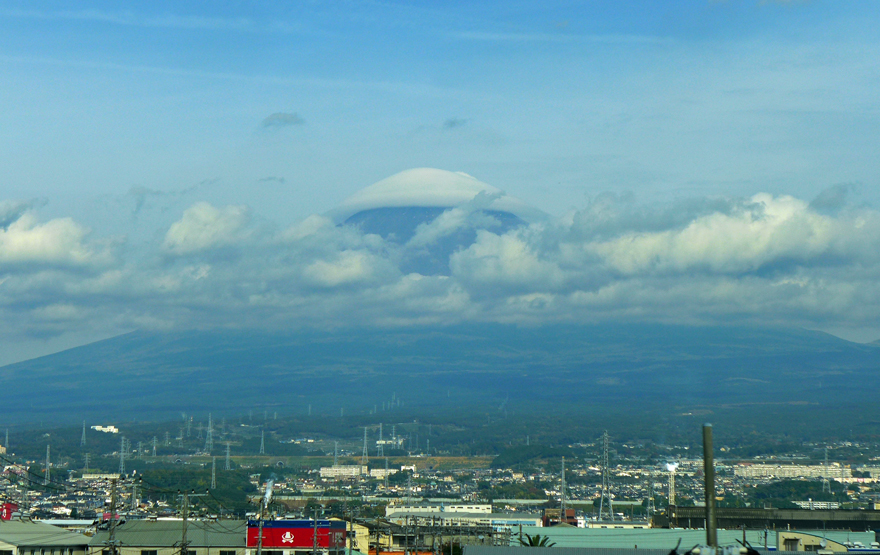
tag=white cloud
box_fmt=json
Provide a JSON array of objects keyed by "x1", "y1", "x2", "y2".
[
  {"x1": 579, "y1": 194, "x2": 880, "y2": 275},
  {"x1": 0, "y1": 211, "x2": 109, "y2": 266},
  {"x1": 4, "y1": 187, "x2": 880, "y2": 352},
  {"x1": 302, "y1": 250, "x2": 396, "y2": 288},
  {"x1": 163, "y1": 202, "x2": 251, "y2": 255}
]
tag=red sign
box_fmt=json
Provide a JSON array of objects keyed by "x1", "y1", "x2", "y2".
[
  {"x1": 247, "y1": 522, "x2": 346, "y2": 549},
  {"x1": 1, "y1": 503, "x2": 17, "y2": 520}
]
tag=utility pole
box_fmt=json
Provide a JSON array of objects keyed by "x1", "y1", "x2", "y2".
[
  {"x1": 260, "y1": 429, "x2": 265, "y2": 455},
  {"x1": 81, "y1": 421, "x2": 86, "y2": 447},
  {"x1": 334, "y1": 442, "x2": 338, "y2": 466},
  {"x1": 153, "y1": 436, "x2": 158, "y2": 457},
  {"x1": 181, "y1": 491, "x2": 190, "y2": 555},
  {"x1": 178, "y1": 491, "x2": 207, "y2": 555},
  {"x1": 132, "y1": 478, "x2": 139, "y2": 511},
  {"x1": 703, "y1": 424, "x2": 718, "y2": 548},
  {"x1": 823, "y1": 447, "x2": 831, "y2": 493},
  {"x1": 107, "y1": 478, "x2": 119, "y2": 555},
  {"x1": 44, "y1": 445, "x2": 50, "y2": 485},
  {"x1": 119, "y1": 436, "x2": 126, "y2": 474},
  {"x1": 211, "y1": 457, "x2": 216, "y2": 490},
  {"x1": 560, "y1": 457, "x2": 566, "y2": 524},
  {"x1": 226, "y1": 442, "x2": 231, "y2": 470},
  {"x1": 378, "y1": 424, "x2": 384, "y2": 457},
  {"x1": 361, "y1": 428, "x2": 368, "y2": 465},
  {"x1": 313, "y1": 507, "x2": 319, "y2": 555}
]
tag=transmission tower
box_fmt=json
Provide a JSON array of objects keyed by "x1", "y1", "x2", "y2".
[
  {"x1": 646, "y1": 470, "x2": 656, "y2": 517},
  {"x1": 205, "y1": 413, "x2": 214, "y2": 453},
  {"x1": 81, "y1": 421, "x2": 86, "y2": 447},
  {"x1": 152, "y1": 436, "x2": 157, "y2": 457},
  {"x1": 211, "y1": 457, "x2": 216, "y2": 489},
  {"x1": 378, "y1": 424, "x2": 384, "y2": 457},
  {"x1": 164, "y1": 431, "x2": 170, "y2": 446},
  {"x1": 137, "y1": 441, "x2": 143, "y2": 459},
  {"x1": 598, "y1": 430, "x2": 615, "y2": 520},
  {"x1": 84, "y1": 453, "x2": 90, "y2": 471},
  {"x1": 44, "y1": 445, "x2": 50, "y2": 485},
  {"x1": 823, "y1": 447, "x2": 831, "y2": 493},
  {"x1": 225, "y1": 442, "x2": 231, "y2": 470},
  {"x1": 361, "y1": 427, "x2": 368, "y2": 465},
  {"x1": 259, "y1": 429, "x2": 265, "y2": 455}
]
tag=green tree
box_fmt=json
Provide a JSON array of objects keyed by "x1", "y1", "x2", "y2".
[{"x1": 518, "y1": 534, "x2": 556, "y2": 547}]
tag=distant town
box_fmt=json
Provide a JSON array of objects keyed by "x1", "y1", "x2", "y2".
[{"x1": 2, "y1": 412, "x2": 880, "y2": 555}]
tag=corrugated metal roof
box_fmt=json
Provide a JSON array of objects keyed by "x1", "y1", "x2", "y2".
[
  {"x1": 89, "y1": 520, "x2": 246, "y2": 548},
  {"x1": 0, "y1": 520, "x2": 91, "y2": 547},
  {"x1": 500, "y1": 527, "x2": 877, "y2": 551},
  {"x1": 466, "y1": 548, "x2": 849, "y2": 555}
]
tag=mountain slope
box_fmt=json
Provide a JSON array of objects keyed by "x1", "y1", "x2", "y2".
[{"x1": 1, "y1": 323, "x2": 877, "y2": 423}]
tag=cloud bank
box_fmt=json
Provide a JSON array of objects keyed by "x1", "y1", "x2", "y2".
[{"x1": 2, "y1": 180, "x2": 879, "y2": 357}]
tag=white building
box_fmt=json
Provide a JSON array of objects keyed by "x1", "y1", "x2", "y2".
[
  {"x1": 385, "y1": 503, "x2": 492, "y2": 515},
  {"x1": 734, "y1": 463, "x2": 850, "y2": 480},
  {"x1": 319, "y1": 465, "x2": 367, "y2": 478}
]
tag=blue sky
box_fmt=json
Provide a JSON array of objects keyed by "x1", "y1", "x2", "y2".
[{"x1": 1, "y1": 1, "x2": 880, "y2": 363}]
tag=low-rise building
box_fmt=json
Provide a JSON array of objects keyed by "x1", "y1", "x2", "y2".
[
  {"x1": 90, "y1": 519, "x2": 246, "y2": 555},
  {"x1": 0, "y1": 519, "x2": 90, "y2": 555}
]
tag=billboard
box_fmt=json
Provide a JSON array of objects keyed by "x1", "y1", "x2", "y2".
[
  {"x1": 1, "y1": 502, "x2": 18, "y2": 520},
  {"x1": 247, "y1": 520, "x2": 347, "y2": 549}
]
